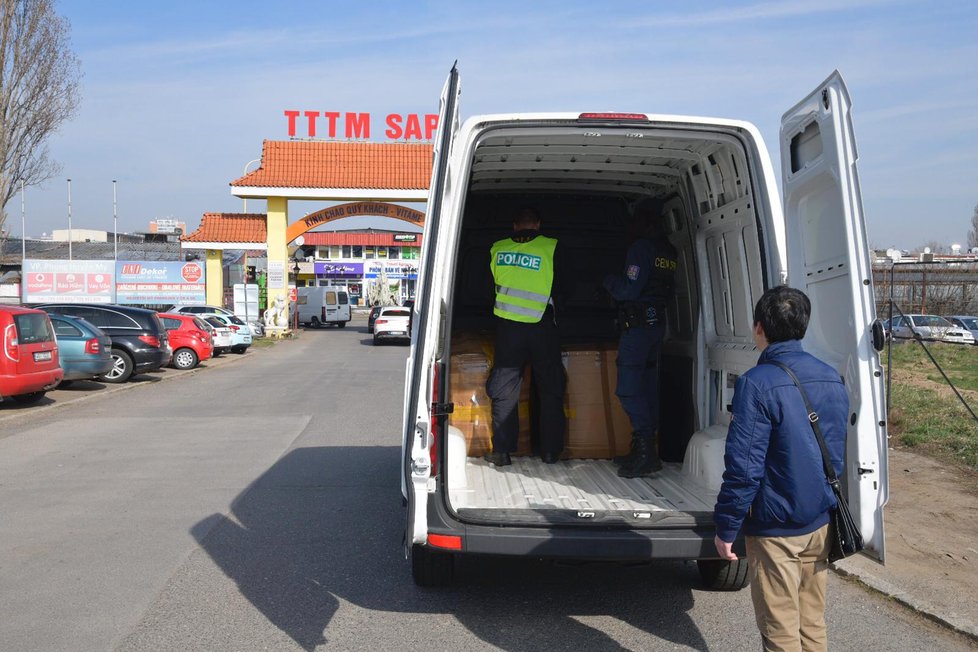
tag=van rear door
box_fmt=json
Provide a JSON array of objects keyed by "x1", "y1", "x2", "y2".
[
  {"x1": 402, "y1": 64, "x2": 460, "y2": 548},
  {"x1": 780, "y1": 70, "x2": 888, "y2": 561}
]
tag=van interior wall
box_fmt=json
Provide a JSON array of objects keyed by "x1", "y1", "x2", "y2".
[{"x1": 448, "y1": 192, "x2": 698, "y2": 462}]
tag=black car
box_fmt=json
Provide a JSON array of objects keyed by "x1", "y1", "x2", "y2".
[{"x1": 37, "y1": 304, "x2": 170, "y2": 383}]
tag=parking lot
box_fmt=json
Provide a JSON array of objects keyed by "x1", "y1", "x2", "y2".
[{"x1": 0, "y1": 315, "x2": 972, "y2": 651}]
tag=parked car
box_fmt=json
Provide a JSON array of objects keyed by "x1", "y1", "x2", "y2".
[
  {"x1": 202, "y1": 313, "x2": 252, "y2": 353},
  {"x1": 168, "y1": 304, "x2": 264, "y2": 337},
  {"x1": 37, "y1": 304, "x2": 170, "y2": 383},
  {"x1": 882, "y1": 314, "x2": 975, "y2": 344},
  {"x1": 373, "y1": 306, "x2": 411, "y2": 345},
  {"x1": 48, "y1": 314, "x2": 113, "y2": 383},
  {"x1": 0, "y1": 306, "x2": 63, "y2": 404},
  {"x1": 159, "y1": 313, "x2": 213, "y2": 370},
  {"x1": 945, "y1": 316, "x2": 978, "y2": 344},
  {"x1": 202, "y1": 316, "x2": 233, "y2": 354},
  {"x1": 367, "y1": 305, "x2": 383, "y2": 333}
]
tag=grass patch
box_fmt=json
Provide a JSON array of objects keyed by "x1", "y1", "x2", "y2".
[
  {"x1": 250, "y1": 337, "x2": 279, "y2": 349},
  {"x1": 885, "y1": 342, "x2": 978, "y2": 470}
]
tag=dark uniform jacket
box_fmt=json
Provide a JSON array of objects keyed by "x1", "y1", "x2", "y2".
[{"x1": 603, "y1": 233, "x2": 677, "y2": 303}]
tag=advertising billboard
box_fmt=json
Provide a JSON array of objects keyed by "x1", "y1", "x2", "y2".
[
  {"x1": 115, "y1": 261, "x2": 206, "y2": 305},
  {"x1": 22, "y1": 259, "x2": 115, "y2": 304},
  {"x1": 364, "y1": 261, "x2": 418, "y2": 280}
]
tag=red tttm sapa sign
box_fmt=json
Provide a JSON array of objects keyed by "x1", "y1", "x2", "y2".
[{"x1": 284, "y1": 111, "x2": 439, "y2": 141}]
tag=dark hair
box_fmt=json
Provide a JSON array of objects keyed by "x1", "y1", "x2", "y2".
[
  {"x1": 753, "y1": 286, "x2": 811, "y2": 343},
  {"x1": 514, "y1": 207, "x2": 541, "y2": 228}
]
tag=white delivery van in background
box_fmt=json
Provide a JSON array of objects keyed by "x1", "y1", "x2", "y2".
[
  {"x1": 402, "y1": 66, "x2": 888, "y2": 588},
  {"x1": 295, "y1": 286, "x2": 351, "y2": 328}
]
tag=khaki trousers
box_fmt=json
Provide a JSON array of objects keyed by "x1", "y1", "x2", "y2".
[{"x1": 746, "y1": 525, "x2": 830, "y2": 652}]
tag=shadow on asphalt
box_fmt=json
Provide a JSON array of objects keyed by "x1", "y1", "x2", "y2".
[
  {"x1": 55, "y1": 379, "x2": 107, "y2": 392},
  {"x1": 191, "y1": 446, "x2": 708, "y2": 651}
]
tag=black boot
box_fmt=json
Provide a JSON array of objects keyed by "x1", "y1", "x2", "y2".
[
  {"x1": 617, "y1": 436, "x2": 662, "y2": 478},
  {"x1": 613, "y1": 435, "x2": 641, "y2": 467}
]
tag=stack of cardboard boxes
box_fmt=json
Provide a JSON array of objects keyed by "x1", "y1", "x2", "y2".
[{"x1": 449, "y1": 333, "x2": 632, "y2": 460}]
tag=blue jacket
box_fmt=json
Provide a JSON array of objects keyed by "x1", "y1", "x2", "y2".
[
  {"x1": 603, "y1": 234, "x2": 677, "y2": 303},
  {"x1": 714, "y1": 339, "x2": 849, "y2": 542}
]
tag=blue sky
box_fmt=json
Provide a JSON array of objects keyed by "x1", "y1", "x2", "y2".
[{"x1": 13, "y1": 0, "x2": 978, "y2": 249}]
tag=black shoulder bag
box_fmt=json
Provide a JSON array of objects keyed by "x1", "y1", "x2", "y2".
[{"x1": 763, "y1": 360, "x2": 864, "y2": 562}]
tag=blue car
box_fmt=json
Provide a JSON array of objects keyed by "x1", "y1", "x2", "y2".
[{"x1": 49, "y1": 314, "x2": 113, "y2": 383}]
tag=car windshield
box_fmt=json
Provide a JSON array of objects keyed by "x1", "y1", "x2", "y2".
[
  {"x1": 227, "y1": 315, "x2": 246, "y2": 325},
  {"x1": 14, "y1": 313, "x2": 54, "y2": 343},
  {"x1": 912, "y1": 315, "x2": 950, "y2": 328},
  {"x1": 383, "y1": 309, "x2": 410, "y2": 317},
  {"x1": 205, "y1": 317, "x2": 224, "y2": 328},
  {"x1": 957, "y1": 317, "x2": 978, "y2": 330}
]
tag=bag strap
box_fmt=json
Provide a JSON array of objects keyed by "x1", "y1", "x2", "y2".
[{"x1": 761, "y1": 359, "x2": 840, "y2": 489}]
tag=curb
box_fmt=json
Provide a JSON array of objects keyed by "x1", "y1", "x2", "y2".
[{"x1": 832, "y1": 563, "x2": 978, "y2": 642}]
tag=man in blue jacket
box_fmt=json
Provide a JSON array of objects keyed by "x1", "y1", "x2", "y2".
[{"x1": 714, "y1": 286, "x2": 848, "y2": 652}]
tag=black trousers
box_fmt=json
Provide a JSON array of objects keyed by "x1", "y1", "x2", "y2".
[{"x1": 486, "y1": 316, "x2": 567, "y2": 454}]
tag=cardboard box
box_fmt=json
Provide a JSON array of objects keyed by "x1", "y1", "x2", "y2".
[
  {"x1": 449, "y1": 335, "x2": 531, "y2": 457},
  {"x1": 562, "y1": 345, "x2": 633, "y2": 459}
]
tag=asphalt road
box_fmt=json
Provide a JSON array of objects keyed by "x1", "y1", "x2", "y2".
[{"x1": 0, "y1": 319, "x2": 972, "y2": 651}]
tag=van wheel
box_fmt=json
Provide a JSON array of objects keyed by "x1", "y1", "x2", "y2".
[
  {"x1": 12, "y1": 391, "x2": 46, "y2": 405},
  {"x1": 99, "y1": 350, "x2": 134, "y2": 383},
  {"x1": 337, "y1": 321, "x2": 347, "y2": 328},
  {"x1": 697, "y1": 559, "x2": 750, "y2": 591},
  {"x1": 310, "y1": 317, "x2": 321, "y2": 328},
  {"x1": 411, "y1": 544, "x2": 455, "y2": 587}
]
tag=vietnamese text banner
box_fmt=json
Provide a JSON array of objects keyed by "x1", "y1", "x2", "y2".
[
  {"x1": 115, "y1": 261, "x2": 206, "y2": 305},
  {"x1": 22, "y1": 259, "x2": 115, "y2": 304}
]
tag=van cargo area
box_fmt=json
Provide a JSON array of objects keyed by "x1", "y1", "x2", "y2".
[{"x1": 442, "y1": 124, "x2": 764, "y2": 526}]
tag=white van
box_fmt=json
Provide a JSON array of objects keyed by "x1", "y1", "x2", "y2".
[
  {"x1": 403, "y1": 67, "x2": 888, "y2": 588},
  {"x1": 295, "y1": 286, "x2": 351, "y2": 328}
]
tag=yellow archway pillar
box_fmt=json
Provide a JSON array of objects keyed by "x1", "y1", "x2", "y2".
[
  {"x1": 266, "y1": 197, "x2": 290, "y2": 331},
  {"x1": 205, "y1": 249, "x2": 223, "y2": 306}
]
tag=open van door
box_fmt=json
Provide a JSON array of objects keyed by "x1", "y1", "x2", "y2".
[
  {"x1": 780, "y1": 70, "x2": 888, "y2": 561},
  {"x1": 402, "y1": 64, "x2": 460, "y2": 551}
]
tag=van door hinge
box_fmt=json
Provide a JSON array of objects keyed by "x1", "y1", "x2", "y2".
[{"x1": 431, "y1": 402, "x2": 454, "y2": 417}]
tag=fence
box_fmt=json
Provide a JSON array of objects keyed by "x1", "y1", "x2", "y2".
[{"x1": 873, "y1": 262, "x2": 978, "y2": 316}]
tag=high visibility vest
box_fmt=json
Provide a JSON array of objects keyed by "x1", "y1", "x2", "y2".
[{"x1": 490, "y1": 235, "x2": 557, "y2": 323}]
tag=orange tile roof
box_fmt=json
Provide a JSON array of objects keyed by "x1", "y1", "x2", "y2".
[
  {"x1": 182, "y1": 213, "x2": 268, "y2": 243},
  {"x1": 231, "y1": 140, "x2": 433, "y2": 190}
]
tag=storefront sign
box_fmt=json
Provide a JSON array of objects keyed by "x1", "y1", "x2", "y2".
[
  {"x1": 115, "y1": 261, "x2": 206, "y2": 305},
  {"x1": 393, "y1": 234, "x2": 417, "y2": 242},
  {"x1": 314, "y1": 262, "x2": 364, "y2": 277},
  {"x1": 284, "y1": 110, "x2": 439, "y2": 140},
  {"x1": 22, "y1": 259, "x2": 115, "y2": 304},
  {"x1": 364, "y1": 261, "x2": 419, "y2": 281}
]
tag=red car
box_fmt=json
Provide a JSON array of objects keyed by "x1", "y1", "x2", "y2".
[
  {"x1": 1, "y1": 305, "x2": 63, "y2": 404},
  {"x1": 158, "y1": 313, "x2": 214, "y2": 370}
]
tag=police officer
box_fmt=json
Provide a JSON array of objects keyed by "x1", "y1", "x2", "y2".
[
  {"x1": 603, "y1": 198, "x2": 678, "y2": 478},
  {"x1": 485, "y1": 207, "x2": 567, "y2": 467}
]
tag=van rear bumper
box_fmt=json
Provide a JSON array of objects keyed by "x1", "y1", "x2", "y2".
[{"x1": 425, "y1": 493, "x2": 735, "y2": 561}]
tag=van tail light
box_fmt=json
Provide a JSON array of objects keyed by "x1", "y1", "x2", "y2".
[
  {"x1": 427, "y1": 533, "x2": 462, "y2": 550},
  {"x1": 138, "y1": 335, "x2": 161, "y2": 347},
  {"x1": 84, "y1": 338, "x2": 101, "y2": 354},
  {"x1": 578, "y1": 112, "x2": 649, "y2": 121},
  {"x1": 4, "y1": 324, "x2": 19, "y2": 362}
]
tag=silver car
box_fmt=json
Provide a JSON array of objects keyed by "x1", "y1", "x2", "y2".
[
  {"x1": 946, "y1": 316, "x2": 978, "y2": 345},
  {"x1": 883, "y1": 314, "x2": 976, "y2": 345}
]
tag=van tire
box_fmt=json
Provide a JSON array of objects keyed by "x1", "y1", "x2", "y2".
[
  {"x1": 311, "y1": 317, "x2": 321, "y2": 328},
  {"x1": 12, "y1": 391, "x2": 46, "y2": 405},
  {"x1": 337, "y1": 321, "x2": 347, "y2": 328},
  {"x1": 99, "y1": 350, "x2": 134, "y2": 383},
  {"x1": 697, "y1": 558, "x2": 750, "y2": 591},
  {"x1": 411, "y1": 544, "x2": 455, "y2": 587}
]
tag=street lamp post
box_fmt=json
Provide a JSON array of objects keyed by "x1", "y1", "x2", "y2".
[{"x1": 242, "y1": 159, "x2": 260, "y2": 212}]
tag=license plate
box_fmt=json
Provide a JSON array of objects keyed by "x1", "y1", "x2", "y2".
[{"x1": 34, "y1": 351, "x2": 52, "y2": 362}]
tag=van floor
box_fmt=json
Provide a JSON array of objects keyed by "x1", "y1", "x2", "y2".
[{"x1": 448, "y1": 456, "x2": 715, "y2": 523}]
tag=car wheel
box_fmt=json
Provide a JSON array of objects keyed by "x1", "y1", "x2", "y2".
[
  {"x1": 373, "y1": 335, "x2": 382, "y2": 345},
  {"x1": 172, "y1": 347, "x2": 198, "y2": 370},
  {"x1": 411, "y1": 544, "x2": 455, "y2": 587},
  {"x1": 697, "y1": 559, "x2": 750, "y2": 591},
  {"x1": 311, "y1": 317, "x2": 321, "y2": 329},
  {"x1": 337, "y1": 321, "x2": 347, "y2": 328},
  {"x1": 99, "y1": 350, "x2": 134, "y2": 383},
  {"x1": 232, "y1": 345, "x2": 248, "y2": 354},
  {"x1": 11, "y1": 391, "x2": 46, "y2": 405}
]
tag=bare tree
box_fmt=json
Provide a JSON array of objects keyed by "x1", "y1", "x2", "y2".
[
  {"x1": 0, "y1": 0, "x2": 81, "y2": 234},
  {"x1": 968, "y1": 202, "x2": 978, "y2": 250}
]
